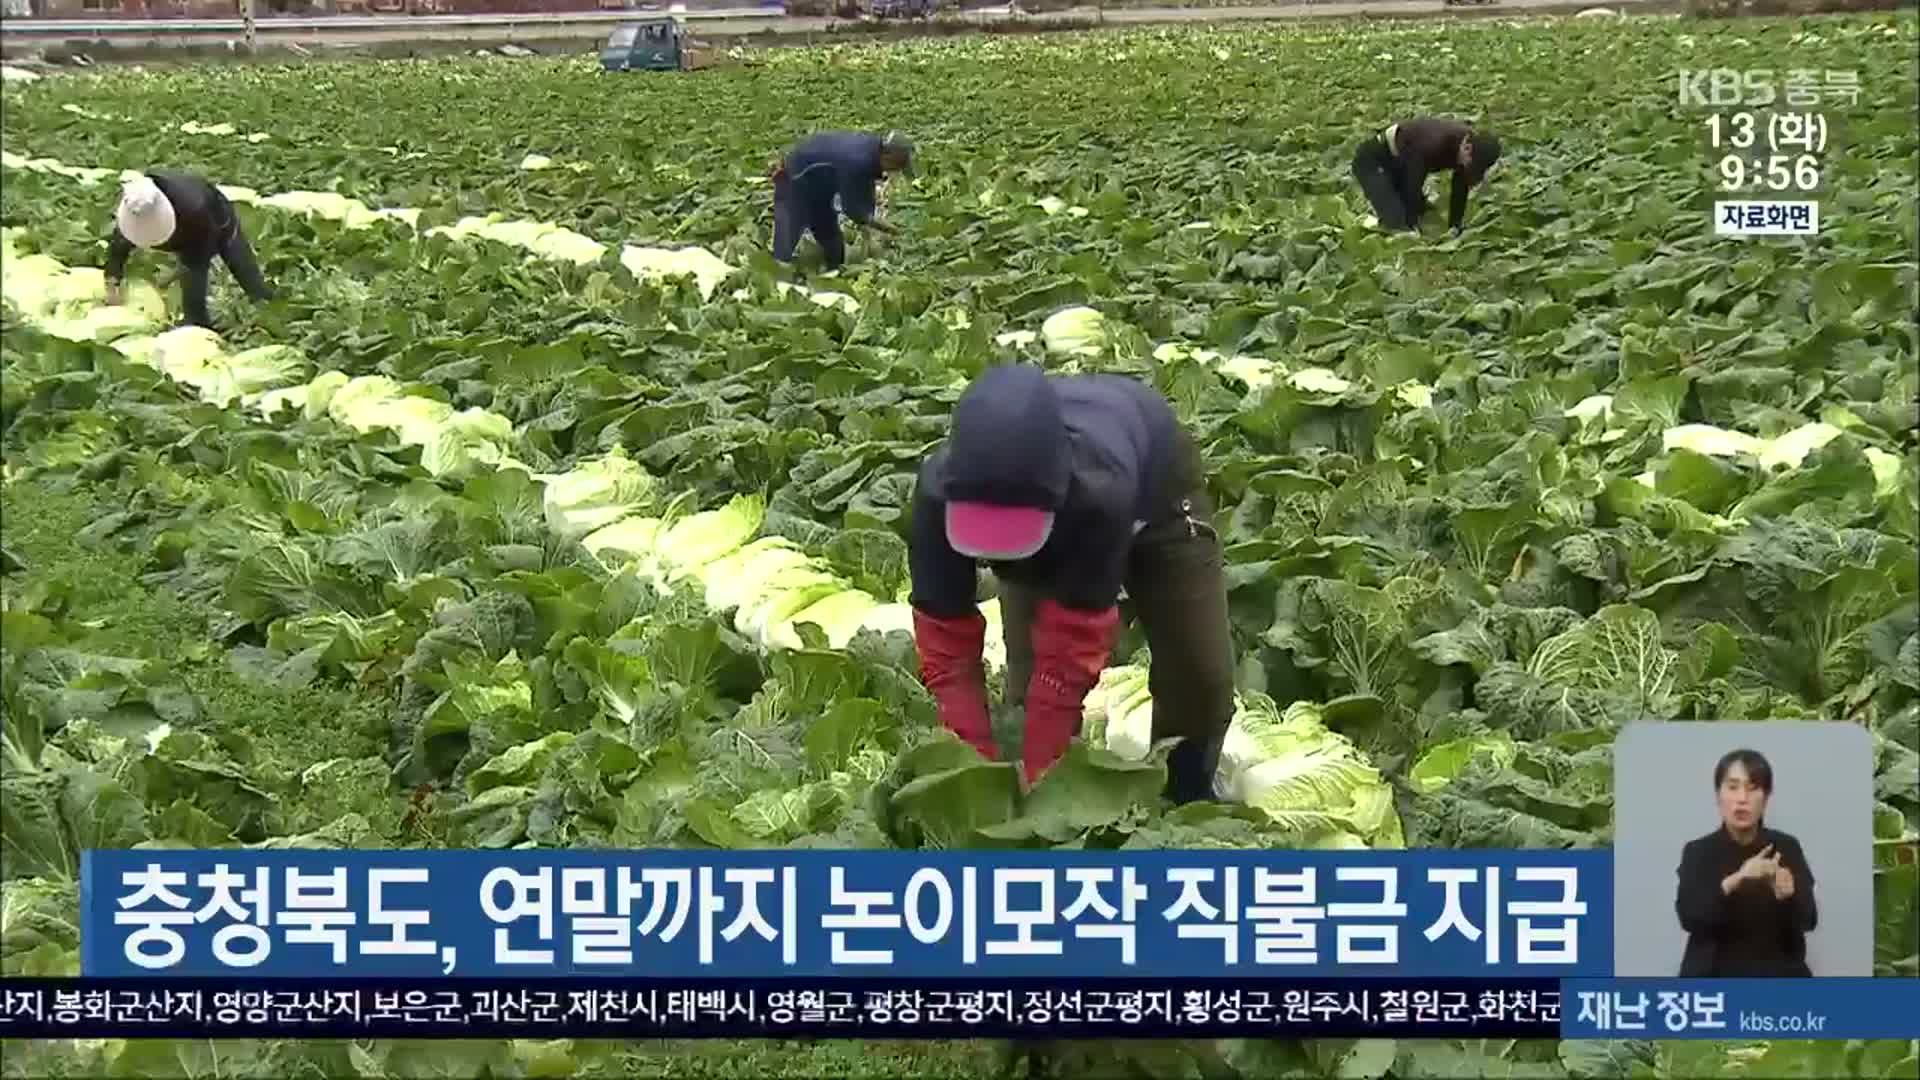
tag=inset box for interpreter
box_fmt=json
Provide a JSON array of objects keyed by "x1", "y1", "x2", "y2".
[{"x1": 1612, "y1": 721, "x2": 1872, "y2": 978}]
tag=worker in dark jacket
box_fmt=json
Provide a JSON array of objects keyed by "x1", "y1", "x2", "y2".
[
  {"x1": 907, "y1": 363, "x2": 1236, "y2": 804},
  {"x1": 1351, "y1": 117, "x2": 1501, "y2": 234},
  {"x1": 771, "y1": 130, "x2": 913, "y2": 271},
  {"x1": 103, "y1": 170, "x2": 274, "y2": 331}
]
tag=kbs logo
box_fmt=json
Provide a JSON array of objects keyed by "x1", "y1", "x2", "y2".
[{"x1": 1677, "y1": 69, "x2": 1776, "y2": 107}]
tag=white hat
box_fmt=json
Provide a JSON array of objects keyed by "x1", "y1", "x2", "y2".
[{"x1": 116, "y1": 175, "x2": 176, "y2": 249}]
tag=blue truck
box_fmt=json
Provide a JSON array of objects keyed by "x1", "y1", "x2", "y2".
[{"x1": 600, "y1": 17, "x2": 725, "y2": 72}]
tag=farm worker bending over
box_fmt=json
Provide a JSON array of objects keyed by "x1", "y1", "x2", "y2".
[
  {"x1": 104, "y1": 171, "x2": 274, "y2": 331},
  {"x1": 770, "y1": 130, "x2": 914, "y2": 271},
  {"x1": 1351, "y1": 117, "x2": 1501, "y2": 235},
  {"x1": 906, "y1": 363, "x2": 1237, "y2": 804}
]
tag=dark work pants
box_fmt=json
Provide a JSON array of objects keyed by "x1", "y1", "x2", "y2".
[
  {"x1": 181, "y1": 208, "x2": 273, "y2": 329},
  {"x1": 998, "y1": 429, "x2": 1236, "y2": 805},
  {"x1": 1351, "y1": 137, "x2": 1428, "y2": 232},
  {"x1": 771, "y1": 169, "x2": 847, "y2": 270}
]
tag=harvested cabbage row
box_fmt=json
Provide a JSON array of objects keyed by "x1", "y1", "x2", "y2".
[
  {"x1": 1, "y1": 150, "x2": 856, "y2": 313},
  {"x1": 0, "y1": 235, "x2": 1005, "y2": 666},
  {"x1": 572, "y1": 491, "x2": 1010, "y2": 667}
]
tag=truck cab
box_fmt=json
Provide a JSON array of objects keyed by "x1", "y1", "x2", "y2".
[{"x1": 600, "y1": 19, "x2": 683, "y2": 72}]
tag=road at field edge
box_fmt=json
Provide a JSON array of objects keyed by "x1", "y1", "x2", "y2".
[{"x1": 0, "y1": 0, "x2": 1671, "y2": 56}]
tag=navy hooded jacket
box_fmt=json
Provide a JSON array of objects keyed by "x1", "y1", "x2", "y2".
[
  {"x1": 909, "y1": 371, "x2": 1184, "y2": 619},
  {"x1": 783, "y1": 131, "x2": 886, "y2": 223}
]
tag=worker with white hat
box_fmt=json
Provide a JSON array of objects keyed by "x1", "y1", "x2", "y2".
[{"x1": 104, "y1": 170, "x2": 274, "y2": 330}]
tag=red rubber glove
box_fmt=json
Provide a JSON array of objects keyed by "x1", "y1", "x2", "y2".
[
  {"x1": 1022, "y1": 599, "x2": 1119, "y2": 785},
  {"x1": 912, "y1": 608, "x2": 996, "y2": 762}
]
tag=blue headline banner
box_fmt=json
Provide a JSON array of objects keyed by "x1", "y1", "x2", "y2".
[
  {"x1": 79, "y1": 849, "x2": 1612, "y2": 979},
  {"x1": 1562, "y1": 979, "x2": 1920, "y2": 1041}
]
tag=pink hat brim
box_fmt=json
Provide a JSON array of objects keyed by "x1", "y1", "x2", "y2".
[{"x1": 946, "y1": 502, "x2": 1055, "y2": 561}]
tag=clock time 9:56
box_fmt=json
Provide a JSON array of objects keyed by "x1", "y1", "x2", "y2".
[{"x1": 1718, "y1": 153, "x2": 1821, "y2": 192}]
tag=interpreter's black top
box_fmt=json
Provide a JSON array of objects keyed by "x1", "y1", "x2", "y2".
[
  {"x1": 1674, "y1": 824, "x2": 1817, "y2": 978},
  {"x1": 908, "y1": 374, "x2": 1182, "y2": 618},
  {"x1": 105, "y1": 171, "x2": 238, "y2": 280}
]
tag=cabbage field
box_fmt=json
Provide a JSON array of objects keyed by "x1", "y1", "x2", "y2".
[{"x1": 3, "y1": 9, "x2": 1919, "y2": 1079}]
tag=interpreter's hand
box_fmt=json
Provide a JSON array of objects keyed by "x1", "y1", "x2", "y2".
[
  {"x1": 1772, "y1": 864, "x2": 1796, "y2": 901},
  {"x1": 104, "y1": 282, "x2": 124, "y2": 307},
  {"x1": 1739, "y1": 845, "x2": 1779, "y2": 882}
]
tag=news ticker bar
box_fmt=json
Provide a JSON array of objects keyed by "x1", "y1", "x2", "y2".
[
  {"x1": 2, "y1": 977, "x2": 1558, "y2": 1039},
  {"x1": 5, "y1": 977, "x2": 1917, "y2": 1040}
]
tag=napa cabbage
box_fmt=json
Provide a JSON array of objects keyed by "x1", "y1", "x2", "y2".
[
  {"x1": 252, "y1": 385, "x2": 310, "y2": 420},
  {"x1": 299, "y1": 371, "x2": 352, "y2": 419},
  {"x1": 326, "y1": 377, "x2": 453, "y2": 446},
  {"x1": 1408, "y1": 731, "x2": 1520, "y2": 793},
  {"x1": 41, "y1": 306, "x2": 161, "y2": 344},
  {"x1": 537, "y1": 449, "x2": 657, "y2": 539},
  {"x1": 764, "y1": 588, "x2": 885, "y2": 651},
  {"x1": 1866, "y1": 447, "x2": 1904, "y2": 497},
  {"x1": 302, "y1": 369, "x2": 516, "y2": 475},
  {"x1": 0, "y1": 151, "x2": 123, "y2": 186},
  {"x1": 1218, "y1": 696, "x2": 1402, "y2": 848},
  {"x1": 432, "y1": 215, "x2": 606, "y2": 264},
  {"x1": 854, "y1": 602, "x2": 915, "y2": 640},
  {"x1": 1393, "y1": 381, "x2": 1434, "y2": 409},
  {"x1": 1088, "y1": 665, "x2": 1401, "y2": 848},
  {"x1": 1151, "y1": 342, "x2": 1228, "y2": 366},
  {"x1": 581, "y1": 516, "x2": 670, "y2": 568},
  {"x1": 0, "y1": 232, "x2": 169, "y2": 339},
  {"x1": 185, "y1": 343, "x2": 310, "y2": 409},
  {"x1": 1151, "y1": 341, "x2": 1282, "y2": 394},
  {"x1": 1083, "y1": 664, "x2": 1155, "y2": 758},
  {"x1": 252, "y1": 370, "x2": 355, "y2": 421},
  {"x1": 734, "y1": 572, "x2": 847, "y2": 643},
  {"x1": 1565, "y1": 394, "x2": 1613, "y2": 422},
  {"x1": 525, "y1": 229, "x2": 607, "y2": 265},
  {"x1": 1286, "y1": 367, "x2": 1352, "y2": 395},
  {"x1": 260, "y1": 191, "x2": 419, "y2": 230},
  {"x1": 1041, "y1": 306, "x2": 1107, "y2": 357},
  {"x1": 697, "y1": 538, "x2": 817, "y2": 614},
  {"x1": 109, "y1": 330, "x2": 218, "y2": 379},
  {"x1": 1664, "y1": 421, "x2": 1847, "y2": 471},
  {"x1": 421, "y1": 409, "x2": 516, "y2": 477},
  {"x1": 776, "y1": 281, "x2": 860, "y2": 312},
  {"x1": 620, "y1": 245, "x2": 738, "y2": 300},
  {"x1": 656, "y1": 494, "x2": 765, "y2": 577}
]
